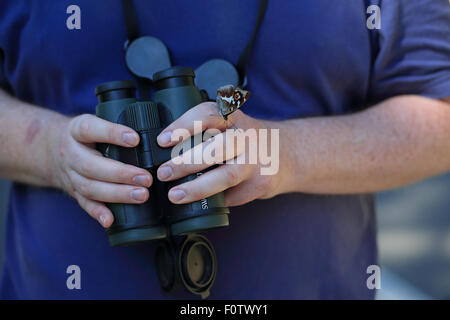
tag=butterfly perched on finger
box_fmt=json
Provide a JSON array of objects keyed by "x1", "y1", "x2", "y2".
[{"x1": 216, "y1": 85, "x2": 250, "y2": 120}]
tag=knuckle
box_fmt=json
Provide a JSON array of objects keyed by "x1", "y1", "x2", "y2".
[
  {"x1": 204, "y1": 102, "x2": 218, "y2": 114},
  {"x1": 225, "y1": 167, "x2": 240, "y2": 186},
  {"x1": 114, "y1": 122, "x2": 128, "y2": 139},
  {"x1": 66, "y1": 170, "x2": 78, "y2": 187},
  {"x1": 113, "y1": 185, "x2": 129, "y2": 201},
  {"x1": 171, "y1": 163, "x2": 184, "y2": 177},
  {"x1": 117, "y1": 166, "x2": 131, "y2": 181},
  {"x1": 78, "y1": 180, "x2": 93, "y2": 198},
  {"x1": 68, "y1": 115, "x2": 80, "y2": 130},
  {"x1": 73, "y1": 191, "x2": 83, "y2": 205},
  {"x1": 227, "y1": 110, "x2": 243, "y2": 127},
  {"x1": 64, "y1": 171, "x2": 78, "y2": 193},
  {"x1": 258, "y1": 177, "x2": 275, "y2": 198},
  {"x1": 68, "y1": 118, "x2": 78, "y2": 138},
  {"x1": 233, "y1": 109, "x2": 244, "y2": 119},
  {"x1": 261, "y1": 176, "x2": 272, "y2": 191},
  {"x1": 108, "y1": 124, "x2": 119, "y2": 142},
  {"x1": 189, "y1": 188, "x2": 203, "y2": 200},
  {"x1": 78, "y1": 161, "x2": 90, "y2": 176},
  {"x1": 78, "y1": 115, "x2": 93, "y2": 140},
  {"x1": 91, "y1": 149, "x2": 103, "y2": 157}
]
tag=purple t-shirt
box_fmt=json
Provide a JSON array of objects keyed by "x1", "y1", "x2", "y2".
[{"x1": 0, "y1": 0, "x2": 448, "y2": 299}]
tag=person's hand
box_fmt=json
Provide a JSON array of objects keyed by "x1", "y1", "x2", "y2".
[
  {"x1": 47, "y1": 114, "x2": 152, "y2": 228},
  {"x1": 155, "y1": 102, "x2": 285, "y2": 207}
]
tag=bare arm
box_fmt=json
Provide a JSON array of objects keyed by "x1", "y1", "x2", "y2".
[
  {"x1": 0, "y1": 89, "x2": 64, "y2": 186},
  {"x1": 281, "y1": 95, "x2": 450, "y2": 194}
]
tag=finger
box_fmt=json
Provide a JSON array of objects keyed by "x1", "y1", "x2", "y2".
[
  {"x1": 157, "y1": 102, "x2": 243, "y2": 147},
  {"x1": 71, "y1": 171, "x2": 149, "y2": 204},
  {"x1": 73, "y1": 143, "x2": 152, "y2": 187},
  {"x1": 73, "y1": 191, "x2": 114, "y2": 228},
  {"x1": 167, "y1": 163, "x2": 251, "y2": 204},
  {"x1": 157, "y1": 131, "x2": 245, "y2": 181},
  {"x1": 70, "y1": 114, "x2": 139, "y2": 147}
]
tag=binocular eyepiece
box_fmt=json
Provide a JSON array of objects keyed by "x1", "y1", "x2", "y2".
[{"x1": 95, "y1": 66, "x2": 230, "y2": 298}]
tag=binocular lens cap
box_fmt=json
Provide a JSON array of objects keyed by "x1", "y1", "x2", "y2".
[
  {"x1": 180, "y1": 235, "x2": 217, "y2": 298},
  {"x1": 125, "y1": 36, "x2": 172, "y2": 80},
  {"x1": 194, "y1": 59, "x2": 240, "y2": 99},
  {"x1": 155, "y1": 241, "x2": 176, "y2": 291},
  {"x1": 155, "y1": 235, "x2": 217, "y2": 299},
  {"x1": 183, "y1": 241, "x2": 215, "y2": 288}
]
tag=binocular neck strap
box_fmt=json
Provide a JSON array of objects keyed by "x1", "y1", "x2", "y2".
[
  {"x1": 120, "y1": 0, "x2": 268, "y2": 86},
  {"x1": 236, "y1": 0, "x2": 268, "y2": 85},
  {"x1": 121, "y1": 0, "x2": 140, "y2": 46}
]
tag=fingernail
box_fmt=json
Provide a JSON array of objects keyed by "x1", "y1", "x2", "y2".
[
  {"x1": 169, "y1": 189, "x2": 186, "y2": 202},
  {"x1": 99, "y1": 215, "x2": 107, "y2": 227},
  {"x1": 157, "y1": 131, "x2": 172, "y2": 146},
  {"x1": 123, "y1": 132, "x2": 138, "y2": 146},
  {"x1": 131, "y1": 188, "x2": 147, "y2": 201},
  {"x1": 157, "y1": 166, "x2": 172, "y2": 181},
  {"x1": 133, "y1": 174, "x2": 150, "y2": 187}
]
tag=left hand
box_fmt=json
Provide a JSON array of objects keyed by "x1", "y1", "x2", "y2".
[{"x1": 156, "y1": 102, "x2": 285, "y2": 207}]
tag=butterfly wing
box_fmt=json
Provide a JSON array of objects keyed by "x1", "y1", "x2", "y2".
[{"x1": 216, "y1": 85, "x2": 250, "y2": 119}]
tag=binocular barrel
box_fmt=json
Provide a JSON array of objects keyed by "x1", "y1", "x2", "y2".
[
  {"x1": 95, "y1": 66, "x2": 230, "y2": 247},
  {"x1": 95, "y1": 81, "x2": 167, "y2": 246}
]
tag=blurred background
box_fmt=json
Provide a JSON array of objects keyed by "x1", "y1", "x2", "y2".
[
  {"x1": 0, "y1": 179, "x2": 9, "y2": 275},
  {"x1": 375, "y1": 172, "x2": 450, "y2": 299},
  {"x1": 0, "y1": 173, "x2": 449, "y2": 299}
]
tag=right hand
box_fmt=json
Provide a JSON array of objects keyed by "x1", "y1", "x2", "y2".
[{"x1": 48, "y1": 114, "x2": 152, "y2": 228}]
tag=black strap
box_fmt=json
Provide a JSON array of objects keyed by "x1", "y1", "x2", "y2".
[
  {"x1": 120, "y1": 0, "x2": 268, "y2": 86},
  {"x1": 121, "y1": 0, "x2": 140, "y2": 44},
  {"x1": 364, "y1": 0, "x2": 381, "y2": 105},
  {"x1": 121, "y1": 0, "x2": 152, "y2": 99},
  {"x1": 236, "y1": 0, "x2": 268, "y2": 85}
]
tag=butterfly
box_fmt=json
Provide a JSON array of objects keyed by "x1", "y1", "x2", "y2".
[{"x1": 216, "y1": 85, "x2": 250, "y2": 120}]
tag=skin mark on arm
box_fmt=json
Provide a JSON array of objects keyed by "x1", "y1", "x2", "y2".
[{"x1": 25, "y1": 119, "x2": 41, "y2": 144}]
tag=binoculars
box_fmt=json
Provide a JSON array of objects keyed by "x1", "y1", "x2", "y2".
[{"x1": 95, "y1": 66, "x2": 229, "y2": 298}]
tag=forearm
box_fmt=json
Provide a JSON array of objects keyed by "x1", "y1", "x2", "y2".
[
  {"x1": 0, "y1": 89, "x2": 68, "y2": 187},
  {"x1": 278, "y1": 95, "x2": 450, "y2": 194}
]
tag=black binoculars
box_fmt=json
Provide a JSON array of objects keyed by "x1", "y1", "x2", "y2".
[{"x1": 95, "y1": 66, "x2": 229, "y2": 298}]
